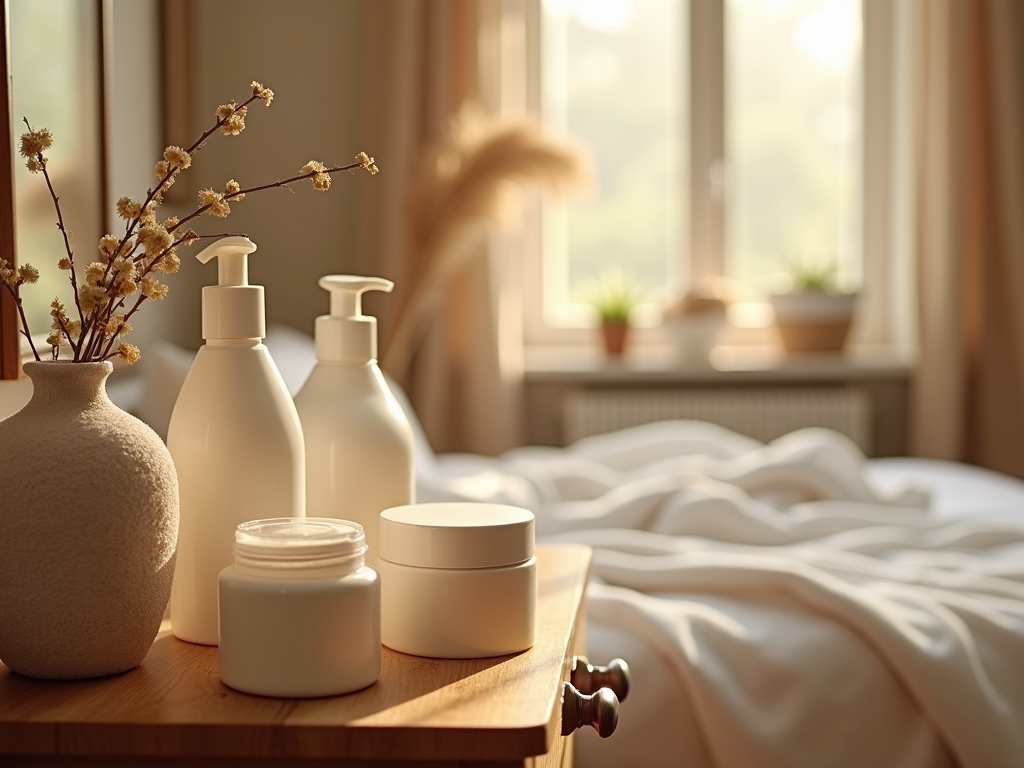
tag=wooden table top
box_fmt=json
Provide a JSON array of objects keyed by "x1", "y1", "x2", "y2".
[{"x1": 0, "y1": 544, "x2": 592, "y2": 766}]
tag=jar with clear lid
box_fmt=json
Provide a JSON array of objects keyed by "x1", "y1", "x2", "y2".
[{"x1": 218, "y1": 517, "x2": 380, "y2": 697}]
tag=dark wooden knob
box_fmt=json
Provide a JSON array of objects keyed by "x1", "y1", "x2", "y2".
[
  {"x1": 561, "y1": 681, "x2": 619, "y2": 737},
  {"x1": 571, "y1": 656, "x2": 631, "y2": 702}
]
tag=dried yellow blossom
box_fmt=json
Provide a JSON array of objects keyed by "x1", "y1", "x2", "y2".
[
  {"x1": 19, "y1": 128, "x2": 52, "y2": 158},
  {"x1": 141, "y1": 277, "x2": 170, "y2": 300},
  {"x1": 0, "y1": 258, "x2": 12, "y2": 283},
  {"x1": 224, "y1": 179, "x2": 245, "y2": 199},
  {"x1": 99, "y1": 234, "x2": 121, "y2": 257},
  {"x1": 356, "y1": 152, "x2": 379, "y2": 175},
  {"x1": 116, "y1": 197, "x2": 142, "y2": 220},
  {"x1": 216, "y1": 103, "x2": 247, "y2": 136},
  {"x1": 139, "y1": 202, "x2": 159, "y2": 226},
  {"x1": 84, "y1": 262, "x2": 105, "y2": 284},
  {"x1": 117, "y1": 343, "x2": 141, "y2": 365},
  {"x1": 79, "y1": 284, "x2": 108, "y2": 313},
  {"x1": 251, "y1": 81, "x2": 274, "y2": 106},
  {"x1": 58, "y1": 257, "x2": 73, "y2": 270},
  {"x1": 163, "y1": 146, "x2": 192, "y2": 170},
  {"x1": 223, "y1": 115, "x2": 245, "y2": 136},
  {"x1": 180, "y1": 230, "x2": 201, "y2": 247},
  {"x1": 199, "y1": 188, "x2": 231, "y2": 217},
  {"x1": 17, "y1": 264, "x2": 39, "y2": 284},
  {"x1": 137, "y1": 223, "x2": 173, "y2": 254},
  {"x1": 163, "y1": 216, "x2": 179, "y2": 230},
  {"x1": 26, "y1": 157, "x2": 44, "y2": 173},
  {"x1": 105, "y1": 314, "x2": 132, "y2": 338},
  {"x1": 154, "y1": 159, "x2": 177, "y2": 189},
  {"x1": 155, "y1": 250, "x2": 181, "y2": 274},
  {"x1": 46, "y1": 331, "x2": 62, "y2": 348},
  {"x1": 115, "y1": 259, "x2": 136, "y2": 282},
  {"x1": 301, "y1": 160, "x2": 331, "y2": 191},
  {"x1": 115, "y1": 278, "x2": 138, "y2": 298},
  {"x1": 50, "y1": 298, "x2": 65, "y2": 315}
]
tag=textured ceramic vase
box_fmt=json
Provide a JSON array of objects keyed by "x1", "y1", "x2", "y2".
[{"x1": 0, "y1": 361, "x2": 179, "y2": 679}]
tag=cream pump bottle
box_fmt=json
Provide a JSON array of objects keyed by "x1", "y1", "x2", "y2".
[
  {"x1": 294, "y1": 276, "x2": 414, "y2": 567},
  {"x1": 168, "y1": 236, "x2": 305, "y2": 646}
]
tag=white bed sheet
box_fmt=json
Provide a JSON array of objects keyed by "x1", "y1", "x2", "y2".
[
  {"x1": 416, "y1": 424, "x2": 1024, "y2": 768},
  {"x1": 576, "y1": 455, "x2": 1024, "y2": 768}
]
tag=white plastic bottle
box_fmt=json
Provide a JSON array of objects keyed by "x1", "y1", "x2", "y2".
[
  {"x1": 293, "y1": 276, "x2": 414, "y2": 567},
  {"x1": 167, "y1": 236, "x2": 305, "y2": 646}
]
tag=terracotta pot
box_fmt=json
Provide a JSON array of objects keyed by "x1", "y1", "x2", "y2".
[
  {"x1": 600, "y1": 321, "x2": 629, "y2": 356},
  {"x1": 0, "y1": 361, "x2": 179, "y2": 679},
  {"x1": 770, "y1": 291, "x2": 857, "y2": 353}
]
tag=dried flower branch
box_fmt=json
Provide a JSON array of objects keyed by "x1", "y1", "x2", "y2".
[
  {"x1": 381, "y1": 103, "x2": 587, "y2": 378},
  {"x1": 0, "y1": 259, "x2": 41, "y2": 361},
  {"x1": 11, "y1": 81, "x2": 377, "y2": 365}
]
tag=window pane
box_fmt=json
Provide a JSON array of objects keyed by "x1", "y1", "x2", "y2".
[
  {"x1": 541, "y1": 0, "x2": 687, "y2": 327},
  {"x1": 10, "y1": 0, "x2": 104, "y2": 340},
  {"x1": 726, "y1": 0, "x2": 862, "y2": 295}
]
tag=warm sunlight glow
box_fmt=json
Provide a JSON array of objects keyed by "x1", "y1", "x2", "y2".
[{"x1": 794, "y1": 0, "x2": 861, "y2": 71}]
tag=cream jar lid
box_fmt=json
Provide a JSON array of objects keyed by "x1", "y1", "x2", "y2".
[
  {"x1": 234, "y1": 517, "x2": 366, "y2": 570},
  {"x1": 379, "y1": 503, "x2": 535, "y2": 569}
]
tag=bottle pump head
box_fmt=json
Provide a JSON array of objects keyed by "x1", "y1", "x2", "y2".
[
  {"x1": 315, "y1": 275, "x2": 394, "y2": 363},
  {"x1": 195, "y1": 236, "x2": 265, "y2": 340}
]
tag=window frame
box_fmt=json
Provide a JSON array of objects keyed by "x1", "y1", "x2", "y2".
[{"x1": 522, "y1": 0, "x2": 900, "y2": 350}]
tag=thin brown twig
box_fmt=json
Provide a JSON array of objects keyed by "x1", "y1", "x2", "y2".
[
  {"x1": 2, "y1": 282, "x2": 41, "y2": 361},
  {"x1": 169, "y1": 161, "x2": 368, "y2": 233},
  {"x1": 55, "y1": 313, "x2": 77, "y2": 359},
  {"x1": 24, "y1": 118, "x2": 86, "y2": 338},
  {"x1": 81, "y1": 95, "x2": 263, "y2": 357},
  {"x1": 113, "y1": 92, "x2": 261, "y2": 258}
]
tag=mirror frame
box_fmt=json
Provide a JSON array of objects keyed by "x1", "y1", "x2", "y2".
[{"x1": 0, "y1": 0, "x2": 19, "y2": 379}]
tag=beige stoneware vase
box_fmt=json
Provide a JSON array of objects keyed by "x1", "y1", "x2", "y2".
[{"x1": 0, "y1": 361, "x2": 179, "y2": 679}]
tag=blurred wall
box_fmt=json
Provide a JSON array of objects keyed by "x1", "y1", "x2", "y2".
[{"x1": 161, "y1": 0, "x2": 370, "y2": 349}]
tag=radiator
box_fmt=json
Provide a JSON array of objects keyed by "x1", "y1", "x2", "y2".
[{"x1": 563, "y1": 386, "x2": 873, "y2": 452}]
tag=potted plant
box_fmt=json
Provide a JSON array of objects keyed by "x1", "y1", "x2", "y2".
[
  {"x1": 769, "y1": 256, "x2": 858, "y2": 353},
  {"x1": 581, "y1": 268, "x2": 644, "y2": 356},
  {"x1": 662, "y1": 278, "x2": 730, "y2": 364}
]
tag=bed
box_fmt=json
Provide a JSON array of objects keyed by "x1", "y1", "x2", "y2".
[
  {"x1": 134, "y1": 330, "x2": 1024, "y2": 768},
  {"x1": 418, "y1": 425, "x2": 1024, "y2": 768}
]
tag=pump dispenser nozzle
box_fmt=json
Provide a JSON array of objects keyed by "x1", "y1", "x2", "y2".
[
  {"x1": 315, "y1": 275, "x2": 394, "y2": 363},
  {"x1": 196, "y1": 236, "x2": 265, "y2": 340}
]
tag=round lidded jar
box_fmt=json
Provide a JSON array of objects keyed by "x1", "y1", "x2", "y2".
[
  {"x1": 218, "y1": 517, "x2": 380, "y2": 697},
  {"x1": 379, "y1": 503, "x2": 536, "y2": 659}
]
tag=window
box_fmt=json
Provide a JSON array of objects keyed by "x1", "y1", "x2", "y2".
[
  {"x1": 9, "y1": 0, "x2": 105, "y2": 340},
  {"x1": 540, "y1": 0, "x2": 686, "y2": 328},
  {"x1": 727, "y1": 0, "x2": 862, "y2": 295},
  {"x1": 527, "y1": 0, "x2": 871, "y2": 342}
]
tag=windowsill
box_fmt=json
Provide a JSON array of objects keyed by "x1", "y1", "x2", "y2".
[{"x1": 524, "y1": 342, "x2": 916, "y2": 384}]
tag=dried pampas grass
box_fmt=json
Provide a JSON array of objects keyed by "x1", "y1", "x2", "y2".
[{"x1": 381, "y1": 103, "x2": 589, "y2": 378}]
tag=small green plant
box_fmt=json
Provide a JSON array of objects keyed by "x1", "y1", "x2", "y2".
[
  {"x1": 579, "y1": 268, "x2": 645, "y2": 325},
  {"x1": 782, "y1": 255, "x2": 845, "y2": 294}
]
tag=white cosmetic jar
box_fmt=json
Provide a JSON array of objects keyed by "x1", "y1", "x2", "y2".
[
  {"x1": 379, "y1": 503, "x2": 536, "y2": 659},
  {"x1": 218, "y1": 518, "x2": 380, "y2": 697}
]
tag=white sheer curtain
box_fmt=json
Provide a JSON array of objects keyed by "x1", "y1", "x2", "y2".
[
  {"x1": 906, "y1": 0, "x2": 1024, "y2": 477},
  {"x1": 351, "y1": 0, "x2": 527, "y2": 455}
]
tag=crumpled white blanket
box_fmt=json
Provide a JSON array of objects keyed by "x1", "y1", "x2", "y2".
[{"x1": 417, "y1": 421, "x2": 1024, "y2": 768}]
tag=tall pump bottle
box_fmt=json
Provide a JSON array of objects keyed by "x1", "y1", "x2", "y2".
[
  {"x1": 167, "y1": 237, "x2": 305, "y2": 646},
  {"x1": 294, "y1": 276, "x2": 414, "y2": 567}
]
